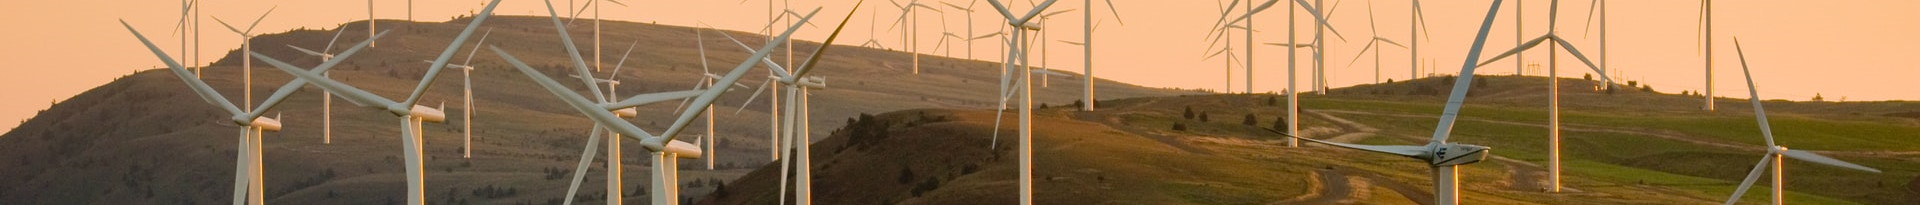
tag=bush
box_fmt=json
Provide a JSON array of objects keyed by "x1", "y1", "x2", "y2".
[
  {"x1": 1183, "y1": 106, "x2": 1195, "y2": 119},
  {"x1": 898, "y1": 166, "x2": 916, "y2": 184},
  {"x1": 1242, "y1": 114, "x2": 1257, "y2": 126},
  {"x1": 1273, "y1": 116, "x2": 1288, "y2": 130},
  {"x1": 1172, "y1": 123, "x2": 1187, "y2": 131},
  {"x1": 1198, "y1": 112, "x2": 1210, "y2": 122}
]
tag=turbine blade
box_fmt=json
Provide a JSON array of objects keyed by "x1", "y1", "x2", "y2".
[
  {"x1": 212, "y1": 17, "x2": 248, "y2": 36},
  {"x1": 1413, "y1": 0, "x2": 1431, "y2": 41},
  {"x1": 1291, "y1": 0, "x2": 1349, "y2": 42},
  {"x1": 1721, "y1": 153, "x2": 1774, "y2": 205},
  {"x1": 607, "y1": 90, "x2": 708, "y2": 110},
  {"x1": 1548, "y1": 35, "x2": 1615, "y2": 84},
  {"x1": 714, "y1": 30, "x2": 796, "y2": 78},
  {"x1": 1471, "y1": 35, "x2": 1551, "y2": 68},
  {"x1": 287, "y1": 45, "x2": 329, "y2": 58},
  {"x1": 402, "y1": 0, "x2": 504, "y2": 109},
  {"x1": 734, "y1": 80, "x2": 772, "y2": 115},
  {"x1": 1732, "y1": 39, "x2": 1775, "y2": 147},
  {"x1": 324, "y1": 26, "x2": 348, "y2": 53},
  {"x1": 1427, "y1": 0, "x2": 1509, "y2": 144},
  {"x1": 244, "y1": 6, "x2": 277, "y2": 34},
  {"x1": 462, "y1": 29, "x2": 495, "y2": 66},
  {"x1": 254, "y1": 36, "x2": 402, "y2": 109},
  {"x1": 560, "y1": 125, "x2": 604, "y2": 205},
  {"x1": 1582, "y1": 0, "x2": 1599, "y2": 38},
  {"x1": 493, "y1": 46, "x2": 655, "y2": 142},
  {"x1": 1781, "y1": 150, "x2": 1882, "y2": 173},
  {"x1": 1377, "y1": 38, "x2": 1409, "y2": 49},
  {"x1": 1104, "y1": 0, "x2": 1126, "y2": 26},
  {"x1": 120, "y1": 20, "x2": 245, "y2": 117},
  {"x1": 1295, "y1": 135, "x2": 1427, "y2": 158}
]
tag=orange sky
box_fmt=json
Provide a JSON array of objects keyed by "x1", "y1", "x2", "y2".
[{"x1": 3, "y1": 0, "x2": 1918, "y2": 131}]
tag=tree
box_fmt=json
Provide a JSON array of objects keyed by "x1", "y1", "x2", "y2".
[
  {"x1": 1172, "y1": 123, "x2": 1187, "y2": 131},
  {"x1": 1242, "y1": 114, "x2": 1258, "y2": 126},
  {"x1": 1198, "y1": 112, "x2": 1210, "y2": 122},
  {"x1": 1273, "y1": 116, "x2": 1288, "y2": 130},
  {"x1": 1583, "y1": 73, "x2": 1593, "y2": 81},
  {"x1": 1265, "y1": 96, "x2": 1277, "y2": 106},
  {"x1": 1812, "y1": 93, "x2": 1826, "y2": 102},
  {"x1": 1183, "y1": 106, "x2": 1195, "y2": 119}
]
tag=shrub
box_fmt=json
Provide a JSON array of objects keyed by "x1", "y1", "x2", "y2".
[
  {"x1": 1242, "y1": 114, "x2": 1257, "y2": 126},
  {"x1": 1183, "y1": 106, "x2": 1195, "y2": 119},
  {"x1": 1198, "y1": 112, "x2": 1210, "y2": 122},
  {"x1": 1172, "y1": 123, "x2": 1187, "y2": 131},
  {"x1": 1273, "y1": 116, "x2": 1288, "y2": 130}
]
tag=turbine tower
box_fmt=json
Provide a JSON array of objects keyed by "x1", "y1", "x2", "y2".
[
  {"x1": 430, "y1": 29, "x2": 495, "y2": 158},
  {"x1": 1719, "y1": 39, "x2": 1882, "y2": 205},
  {"x1": 1345, "y1": 0, "x2": 1406, "y2": 84},
  {"x1": 1699, "y1": 0, "x2": 1715, "y2": 111},
  {"x1": 1281, "y1": 2, "x2": 1506, "y2": 204},
  {"x1": 1081, "y1": 0, "x2": 1123, "y2": 110},
  {"x1": 983, "y1": 1, "x2": 1063, "y2": 203},
  {"x1": 255, "y1": 1, "x2": 504, "y2": 204}
]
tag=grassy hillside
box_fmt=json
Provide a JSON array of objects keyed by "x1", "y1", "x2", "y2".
[
  {"x1": 700, "y1": 75, "x2": 1920, "y2": 205},
  {"x1": 0, "y1": 16, "x2": 1191, "y2": 204}
]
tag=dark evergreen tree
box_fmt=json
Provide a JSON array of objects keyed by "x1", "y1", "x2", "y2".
[
  {"x1": 1183, "y1": 106, "x2": 1195, "y2": 119},
  {"x1": 1242, "y1": 114, "x2": 1258, "y2": 126}
]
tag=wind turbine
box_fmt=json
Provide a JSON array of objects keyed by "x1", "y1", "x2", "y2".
[
  {"x1": 1079, "y1": 0, "x2": 1123, "y2": 110},
  {"x1": 1264, "y1": 41, "x2": 1316, "y2": 148},
  {"x1": 418, "y1": 29, "x2": 495, "y2": 158},
  {"x1": 1238, "y1": 0, "x2": 1343, "y2": 147},
  {"x1": 983, "y1": 0, "x2": 1063, "y2": 203},
  {"x1": 715, "y1": 18, "x2": 849, "y2": 203},
  {"x1": 212, "y1": 6, "x2": 277, "y2": 121},
  {"x1": 1698, "y1": 0, "x2": 1715, "y2": 111},
  {"x1": 1718, "y1": 39, "x2": 1883, "y2": 205},
  {"x1": 1035, "y1": 8, "x2": 1075, "y2": 88},
  {"x1": 1408, "y1": 0, "x2": 1433, "y2": 81},
  {"x1": 1280, "y1": 1, "x2": 1506, "y2": 204},
  {"x1": 1471, "y1": 0, "x2": 1615, "y2": 193},
  {"x1": 123, "y1": 19, "x2": 374, "y2": 205},
  {"x1": 1203, "y1": 0, "x2": 1238, "y2": 93},
  {"x1": 558, "y1": 39, "x2": 682, "y2": 205},
  {"x1": 1345, "y1": 1, "x2": 1407, "y2": 84},
  {"x1": 286, "y1": 24, "x2": 351, "y2": 145},
  {"x1": 888, "y1": 0, "x2": 940, "y2": 74},
  {"x1": 1582, "y1": 0, "x2": 1610, "y2": 90},
  {"x1": 171, "y1": 0, "x2": 198, "y2": 78},
  {"x1": 255, "y1": 1, "x2": 504, "y2": 204},
  {"x1": 942, "y1": 1, "x2": 981, "y2": 60}
]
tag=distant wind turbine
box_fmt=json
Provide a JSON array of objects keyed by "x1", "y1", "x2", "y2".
[
  {"x1": 1719, "y1": 39, "x2": 1882, "y2": 205},
  {"x1": 983, "y1": 0, "x2": 1063, "y2": 203},
  {"x1": 1471, "y1": 0, "x2": 1615, "y2": 193},
  {"x1": 888, "y1": 0, "x2": 941, "y2": 74},
  {"x1": 285, "y1": 25, "x2": 350, "y2": 145},
  {"x1": 211, "y1": 6, "x2": 277, "y2": 119},
  {"x1": 1345, "y1": 1, "x2": 1407, "y2": 84}
]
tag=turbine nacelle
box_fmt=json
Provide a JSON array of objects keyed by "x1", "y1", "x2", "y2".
[
  {"x1": 613, "y1": 107, "x2": 638, "y2": 118},
  {"x1": 664, "y1": 138, "x2": 704, "y2": 159},
  {"x1": 1426, "y1": 143, "x2": 1490, "y2": 166},
  {"x1": 398, "y1": 104, "x2": 447, "y2": 123},
  {"x1": 234, "y1": 116, "x2": 284, "y2": 132}
]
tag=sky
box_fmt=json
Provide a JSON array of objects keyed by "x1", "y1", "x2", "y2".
[{"x1": 2, "y1": 0, "x2": 1918, "y2": 132}]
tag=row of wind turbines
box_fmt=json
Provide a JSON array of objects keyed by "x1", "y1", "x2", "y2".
[{"x1": 126, "y1": 1, "x2": 1882, "y2": 205}]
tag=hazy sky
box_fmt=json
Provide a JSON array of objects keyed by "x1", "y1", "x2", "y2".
[{"x1": 3, "y1": 0, "x2": 1918, "y2": 131}]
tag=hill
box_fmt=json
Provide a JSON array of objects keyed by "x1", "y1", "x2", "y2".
[
  {"x1": 0, "y1": 16, "x2": 1192, "y2": 204},
  {"x1": 699, "y1": 75, "x2": 1920, "y2": 205}
]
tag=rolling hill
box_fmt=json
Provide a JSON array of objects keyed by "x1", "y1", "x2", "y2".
[
  {"x1": 698, "y1": 75, "x2": 1920, "y2": 205},
  {"x1": 0, "y1": 16, "x2": 1192, "y2": 204}
]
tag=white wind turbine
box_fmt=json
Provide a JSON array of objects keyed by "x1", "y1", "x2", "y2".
[
  {"x1": 1238, "y1": 0, "x2": 1344, "y2": 147},
  {"x1": 1264, "y1": 41, "x2": 1317, "y2": 147},
  {"x1": 1344, "y1": 1, "x2": 1407, "y2": 84},
  {"x1": 212, "y1": 6, "x2": 277, "y2": 122},
  {"x1": 285, "y1": 24, "x2": 351, "y2": 145},
  {"x1": 1719, "y1": 39, "x2": 1883, "y2": 205},
  {"x1": 255, "y1": 1, "x2": 504, "y2": 204},
  {"x1": 124, "y1": 19, "x2": 374, "y2": 205},
  {"x1": 1408, "y1": 0, "x2": 1433, "y2": 81},
  {"x1": 1581, "y1": 0, "x2": 1610, "y2": 90},
  {"x1": 887, "y1": 0, "x2": 940, "y2": 74},
  {"x1": 942, "y1": 1, "x2": 981, "y2": 60},
  {"x1": 1470, "y1": 0, "x2": 1616, "y2": 192},
  {"x1": 171, "y1": 0, "x2": 198, "y2": 78},
  {"x1": 1078, "y1": 0, "x2": 1124, "y2": 110},
  {"x1": 557, "y1": 40, "x2": 691, "y2": 205},
  {"x1": 504, "y1": 2, "x2": 831, "y2": 204},
  {"x1": 419, "y1": 29, "x2": 494, "y2": 158},
  {"x1": 983, "y1": 0, "x2": 1063, "y2": 203},
  {"x1": 1280, "y1": 1, "x2": 1506, "y2": 204},
  {"x1": 679, "y1": 30, "x2": 752, "y2": 171},
  {"x1": 1034, "y1": 8, "x2": 1074, "y2": 88},
  {"x1": 714, "y1": 9, "x2": 859, "y2": 201}
]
